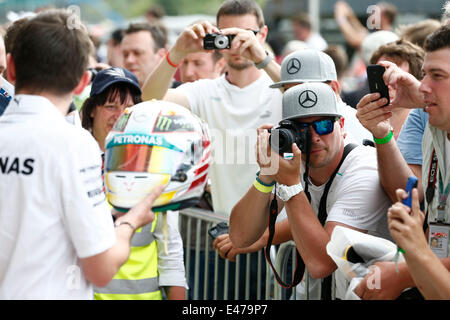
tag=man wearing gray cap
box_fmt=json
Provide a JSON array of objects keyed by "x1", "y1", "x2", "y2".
[
  {"x1": 271, "y1": 48, "x2": 372, "y2": 145},
  {"x1": 229, "y1": 82, "x2": 391, "y2": 299}
]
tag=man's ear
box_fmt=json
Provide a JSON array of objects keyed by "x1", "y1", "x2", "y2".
[
  {"x1": 258, "y1": 25, "x2": 269, "y2": 44},
  {"x1": 73, "y1": 71, "x2": 91, "y2": 95},
  {"x1": 6, "y1": 53, "x2": 15, "y2": 84},
  {"x1": 339, "y1": 116, "x2": 345, "y2": 129},
  {"x1": 156, "y1": 48, "x2": 167, "y2": 59},
  {"x1": 338, "y1": 117, "x2": 346, "y2": 139},
  {"x1": 329, "y1": 80, "x2": 341, "y2": 94}
]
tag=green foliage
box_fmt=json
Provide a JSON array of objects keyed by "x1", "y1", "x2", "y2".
[
  {"x1": 103, "y1": 0, "x2": 158, "y2": 19},
  {"x1": 104, "y1": 0, "x2": 268, "y2": 18}
]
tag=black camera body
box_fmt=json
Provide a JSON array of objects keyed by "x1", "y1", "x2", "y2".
[
  {"x1": 203, "y1": 33, "x2": 235, "y2": 50},
  {"x1": 269, "y1": 120, "x2": 311, "y2": 154}
]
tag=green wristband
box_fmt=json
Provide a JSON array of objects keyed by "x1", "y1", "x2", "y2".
[
  {"x1": 256, "y1": 171, "x2": 276, "y2": 186},
  {"x1": 373, "y1": 130, "x2": 393, "y2": 145}
]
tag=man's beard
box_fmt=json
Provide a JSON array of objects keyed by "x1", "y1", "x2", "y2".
[{"x1": 227, "y1": 60, "x2": 253, "y2": 71}]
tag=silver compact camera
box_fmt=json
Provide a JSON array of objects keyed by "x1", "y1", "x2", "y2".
[{"x1": 203, "y1": 33, "x2": 235, "y2": 50}]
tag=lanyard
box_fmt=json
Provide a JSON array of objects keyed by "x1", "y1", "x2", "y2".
[
  {"x1": 437, "y1": 171, "x2": 449, "y2": 222},
  {"x1": 426, "y1": 149, "x2": 438, "y2": 205}
]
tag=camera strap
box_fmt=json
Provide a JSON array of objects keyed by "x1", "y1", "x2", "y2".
[
  {"x1": 264, "y1": 143, "x2": 357, "y2": 295},
  {"x1": 318, "y1": 142, "x2": 357, "y2": 300},
  {"x1": 264, "y1": 185, "x2": 305, "y2": 289}
]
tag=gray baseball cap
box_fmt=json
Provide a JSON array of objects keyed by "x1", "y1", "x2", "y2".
[
  {"x1": 282, "y1": 82, "x2": 343, "y2": 120},
  {"x1": 270, "y1": 49, "x2": 337, "y2": 88}
]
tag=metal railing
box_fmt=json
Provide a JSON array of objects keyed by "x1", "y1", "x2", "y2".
[
  {"x1": 179, "y1": 207, "x2": 337, "y2": 300},
  {"x1": 179, "y1": 207, "x2": 291, "y2": 300}
]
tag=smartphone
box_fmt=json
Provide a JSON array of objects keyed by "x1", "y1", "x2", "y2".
[
  {"x1": 208, "y1": 222, "x2": 229, "y2": 240},
  {"x1": 366, "y1": 64, "x2": 390, "y2": 107},
  {"x1": 402, "y1": 176, "x2": 419, "y2": 208}
]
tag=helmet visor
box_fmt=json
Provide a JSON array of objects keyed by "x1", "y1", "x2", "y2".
[{"x1": 105, "y1": 144, "x2": 184, "y2": 174}]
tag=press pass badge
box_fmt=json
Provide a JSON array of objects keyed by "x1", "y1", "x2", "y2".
[{"x1": 428, "y1": 224, "x2": 449, "y2": 259}]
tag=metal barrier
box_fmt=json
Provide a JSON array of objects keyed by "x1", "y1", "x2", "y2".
[
  {"x1": 179, "y1": 207, "x2": 336, "y2": 300},
  {"x1": 273, "y1": 240, "x2": 337, "y2": 300},
  {"x1": 179, "y1": 207, "x2": 279, "y2": 300},
  {"x1": 273, "y1": 241, "x2": 297, "y2": 300}
]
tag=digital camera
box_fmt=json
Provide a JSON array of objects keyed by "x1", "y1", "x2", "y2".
[
  {"x1": 269, "y1": 120, "x2": 311, "y2": 154},
  {"x1": 203, "y1": 33, "x2": 235, "y2": 50}
]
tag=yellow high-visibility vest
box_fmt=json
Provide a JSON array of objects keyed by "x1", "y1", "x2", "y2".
[{"x1": 94, "y1": 213, "x2": 162, "y2": 300}]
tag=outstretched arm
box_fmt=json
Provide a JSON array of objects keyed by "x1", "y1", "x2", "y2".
[
  {"x1": 81, "y1": 185, "x2": 164, "y2": 287},
  {"x1": 356, "y1": 90, "x2": 423, "y2": 203},
  {"x1": 214, "y1": 220, "x2": 292, "y2": 261},
  {"x1": 334, "y1": 1, "x2": 368, "y2": 49},
  {"x1": 141, "y1": 21, "x2": 219, "y2": 107},
  {"x1": 229, "y1": 125, "x2": 281, "y2": 248}
]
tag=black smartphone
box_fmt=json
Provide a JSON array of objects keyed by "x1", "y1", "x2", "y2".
[
  {"x1": 366, "y1": 64, "x2": 390, "y2": 107},
  {"x1": 208, "y1": 222, "x2": 229, "y2": 240}
]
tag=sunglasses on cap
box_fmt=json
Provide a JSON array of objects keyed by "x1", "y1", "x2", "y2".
[{"x1": 297, "y1": 117, "x2": 339, "y2": 136}]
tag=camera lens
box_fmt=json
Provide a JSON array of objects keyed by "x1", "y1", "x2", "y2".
[
  {"x1": 269, "y1": 128, "x2": 295, "y2": 154},
  {"x1": 214, "y1": 35, "x2": 229, "y2": 49}
]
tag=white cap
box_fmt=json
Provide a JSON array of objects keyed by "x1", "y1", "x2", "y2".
[
  {"x1": 281, "y1": 40, "x2": 309, "y2": 58},
  {"x1": 361, "y1": 30, "x2": 399, "y2": 65},
  {"x1": 270, "y1": 49, "x2": 337, "y2": 88},
  {"x1": 282, "y1": 82, "x2": 343, "y2": 120}
]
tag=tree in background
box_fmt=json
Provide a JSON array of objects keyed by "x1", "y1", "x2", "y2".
[{"x1": 105, "y1": 0, "x2": 267, "y2": 18}]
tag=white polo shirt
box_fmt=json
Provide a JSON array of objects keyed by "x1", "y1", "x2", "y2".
[
  {"x1": 0, "y1": 95, "x2": 116, "y2": 299},
  {"x1": 177, "y1": 73, "x2": 283, "y2": 215}
]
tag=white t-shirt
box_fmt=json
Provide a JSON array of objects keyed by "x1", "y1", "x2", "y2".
[
  {"x1": 153, "y1": 211, "x2": 187, "y2": 288},
  {"x1": 0, "y1": 95, "x2": 116, "y2": 299},
  {"x1": 177, "y1": 73, "x2": 283, "y2": 215},
  {"x1": 305, "y1": 33, "x2": 328, "y2": 51},
  {"x1": 307, "y1": 145, "x2": 391, "y2": 238},
  {"x1": 295, "y1": 144, "x2": 391, "y2": 300},
  {"x1": 337, "y1": 100, "x2": 373, "y2": 145}
]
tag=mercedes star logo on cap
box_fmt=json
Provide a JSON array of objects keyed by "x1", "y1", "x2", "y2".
[
  {"x1": 286, "y1": 58, "x2": 301, "y2": 75},
  {"x1": 298, "y1": 90, "x2": 317, "y2": 108}
]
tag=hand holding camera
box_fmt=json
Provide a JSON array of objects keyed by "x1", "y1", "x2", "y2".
[
  {"x1": 203, "y1": 27, "x2": 267, "y2": 66},
  {"x1": 256, "y1": 123, "x2": 302, "y2": 187},
  {"x1": 269, "y1": 120, "x2": 311, "y2": 154},
  {"x1": 203, "y1": 33, "x2": 235, "y2": 50},
  {"x1": 170, "y1": 21, "x2": 220, "y2": 62}
]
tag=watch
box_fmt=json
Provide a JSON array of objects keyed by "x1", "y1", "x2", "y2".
[{"x1": 276, "y1": 183, "x2": 304, "y2": 202}]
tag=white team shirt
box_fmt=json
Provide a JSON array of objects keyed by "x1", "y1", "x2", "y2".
[
  {"x1": 177, "y1": 73, "x2": 283, "y2": 215},
  {"x1": 0, "y1": 95, "x2": 116, "y2": 299},
  {"x1": 295, "y1": 144, "x2": 391, "y2": 300},
  {"x1": 337, "y1": 100, "x2": 373, "y2": 145},
  {"x1": 306, "y1": 145, "x2": 391, "y2": 238}
]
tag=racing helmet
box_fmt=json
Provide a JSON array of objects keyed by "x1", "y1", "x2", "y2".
[{"x1": 104, "y1": 100, "x2": 211, "y2": 212}]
